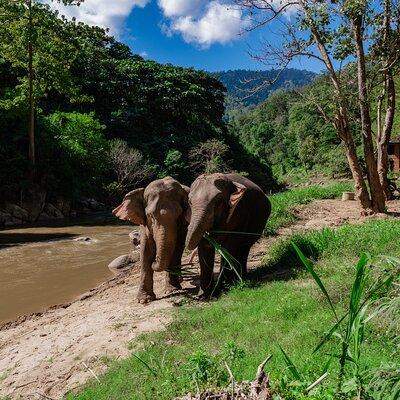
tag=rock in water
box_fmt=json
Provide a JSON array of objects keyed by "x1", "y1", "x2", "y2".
[{"x1": 73, "y1": 237, "x2": 97, "y2": 243}]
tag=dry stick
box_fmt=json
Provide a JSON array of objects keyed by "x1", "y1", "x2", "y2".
[
  {"x1": 304, "y1": 372, "x2": 329, "y2": 394},
  {"x1": 81, "y1": 361, "x2": 100, "y2": 383},
  {"x1": 224, "y1": 361, "x2": 235, "y2": 399},
  {"x1": 251, "y1": 355, "x2": 273, "y2": 398}
]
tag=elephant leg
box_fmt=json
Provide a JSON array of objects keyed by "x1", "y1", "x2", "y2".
[
  {"x1": 198, "y1": 239, "x2": 215, "y2": 298},
  {"x1": 137, "y1": 228, "x2": 156, "y2": 304},
  {"x1": 221, "y1": 242, "x2": 251, "y2": 287},
  {"x1": 164, "y1": 244, "x2": 183, "y2": 294},
  {"x1": 237, "y1": 243, "x2": 252, "y2": 279}
]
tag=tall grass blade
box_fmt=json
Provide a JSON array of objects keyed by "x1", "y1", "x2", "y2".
[
  {"x1": 278, "y1": 345, "x2": 303, "y2": 381},
  {"x1": 314, "y1": 313, "x2": 347, "y2": 353},
  {"x1": 293, "y1": 243, "x2": 339, "y2": 322},
  {"x1": 133, "y1": 354, "x2": 158, "y2": 377}
]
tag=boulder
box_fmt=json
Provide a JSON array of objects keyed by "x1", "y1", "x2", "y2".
[
  {"x1": 37, "y1": 212, "x2": 51, "y2": 221},
  {"x1": 55, "y1": 198, "x2": 71, "y2": 216},
  {"x1": 108, "y1": 252, "x2": 140, "y2": 275},
  {"x1": 5, "y1": 204, "x2": 29, "y2": 222},
  {"x1": 44, "y1": 203, "x2": 64, "y2": 219},
  {"x1": 20, "y1": 185, "x2": 46, "y2": 222},
  {"x1": 77, "y1": 198, "x2": 106, "y2": 212},
  {"x1": 129, "y1": 231, "x2": 141, "y2": 246},
  {"x1": 0, "y1": 210, "x2": 20, "y2": 226},
  {"x1": 73, "y1": 237, "x2": 97, "y2": 243}
]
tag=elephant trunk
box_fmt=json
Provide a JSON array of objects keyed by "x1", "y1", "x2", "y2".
[
  {"x1": 152, "y1": 225, "x2": 176, "y2": 272},
  {"x1": 186, "y1": 205, "x2": 213, "y2": 251}
]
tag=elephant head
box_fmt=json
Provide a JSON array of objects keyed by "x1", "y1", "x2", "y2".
[
  {"x1": 186, "y1": 173, "x2": 247, "y2": 251},
  {"x1": 113, "y1": 177, "x2": 189, "y2": 272}
]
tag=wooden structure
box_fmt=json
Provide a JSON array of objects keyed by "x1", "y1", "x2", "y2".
[{"x1": 388, "y1": 138, "x2": 400, "y2": 173}]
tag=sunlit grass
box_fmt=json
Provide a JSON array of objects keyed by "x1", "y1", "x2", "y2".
[
  {"x1": 67, "y1": 219, "x2": 399, "y2": 400},
  {"x1": 266, "y1": 181, "x2": 353, "y2": 234}
]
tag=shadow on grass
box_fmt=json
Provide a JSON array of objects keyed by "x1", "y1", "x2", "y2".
[{"x1": 247, "y1": 233, "x2": 324, "y2": 287}]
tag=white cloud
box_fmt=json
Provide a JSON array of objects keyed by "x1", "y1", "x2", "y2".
[
  {"x1": 157, "y1": 0, "x2": 203, "y2": 17},
  {"x1": 47, "y1": 0, "x2": 150, "y2": 35},
  {"x1": 165, "y1": 1, "x2": 249, "y2": 48}
]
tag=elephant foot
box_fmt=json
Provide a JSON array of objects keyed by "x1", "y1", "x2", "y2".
[
  {"x1": 137, "y1": 291, "x2": 156, "y2": 304},
  {"x1": 164, "y1": 282, "x2": 182, "y2": 295},
  {"x1": 196, "y1": 288, "x2": 213, "y2": 301}
]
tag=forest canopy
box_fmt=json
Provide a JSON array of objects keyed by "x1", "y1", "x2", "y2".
[{"x1": 0, "y1": 0, "x2": 276, "y2": 205}]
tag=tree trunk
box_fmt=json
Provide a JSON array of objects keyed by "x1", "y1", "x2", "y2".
[
  {"x1": 377, "y1": 0, "x2": 396, "y2": 200},
  {"x1": 353, "y1": 18, "x2": 386, "y2": 213},
  {"x1": 28, "y1": 0, "x2": 35, "y2": 177},
  {"x1": 377, "y1": 74, "x2": 396, "y2": 199},
  {"x1": 300, "y1": 10, "x2": 373, "y2": 213}
]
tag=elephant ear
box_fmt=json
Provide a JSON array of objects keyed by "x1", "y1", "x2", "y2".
[
  {"x1": 227, "y1": 181, "x2": 247, "y2": 223},
  {"x1": 112, "y1": 188, "x2": 146, "y2": 225}
]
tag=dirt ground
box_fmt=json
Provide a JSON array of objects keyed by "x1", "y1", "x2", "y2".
[{"x1": 1, "y1": 198, "x2": 399, "y2": 400}]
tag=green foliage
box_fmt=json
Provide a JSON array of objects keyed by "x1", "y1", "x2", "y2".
[
  {"x1": 0, "y1": 0, "x2": 85, "y2": 108},
  {"x1": 39, "y1": 111, "x2": 109, "y2": 198},
  {"x1": 229, "y1": 77, "x2": 359, "y2": 183},
  {"x1": 0, "y1": 3, "x2": 277, "y2": 201},
  {"x1": 189, "y1": 139, "x2": 230, "y2": 174}
]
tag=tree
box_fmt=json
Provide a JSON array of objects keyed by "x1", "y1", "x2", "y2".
[
  {"x1": 189, "y1": 139, "x2": 230, "y2": 174},
  {"x1": 236, "y1": 0, "x2": 400, "y2": 213},
  {"x1": 108, "y1": 139, "x2": 154, "y2": 195},
  {"x1": 0, "y1": 0, "x2": 83, "y2": 177}
]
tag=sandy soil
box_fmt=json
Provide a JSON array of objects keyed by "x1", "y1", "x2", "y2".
[{"x1": 1, "y1": 198, "x2": 399, "y2": 400}]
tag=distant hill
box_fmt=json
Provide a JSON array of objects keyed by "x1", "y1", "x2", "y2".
[{"x1": 213, "y1": 68, "x2": 317, "y2": 113}]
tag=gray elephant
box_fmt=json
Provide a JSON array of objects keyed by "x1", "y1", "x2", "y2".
[
  {"x1": 186, "y1": 173, "x2": 271, "y2": 297},
  {"x1": 113, "y1": 177, "x2": 189, "y2": 304}
]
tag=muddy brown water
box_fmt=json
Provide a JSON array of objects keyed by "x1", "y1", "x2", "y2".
[{"x1": 0, "y1": 219, "x2": 134, "y2": 324}]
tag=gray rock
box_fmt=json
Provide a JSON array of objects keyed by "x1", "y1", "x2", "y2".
[
  {"x1": 20, "y1": 185, "x2": 46, "y2": 222},
  {"x1": 55, "y1": 198, "x2": 71, "y2": 216},
  {"x1": 44, "y1": 203, "x2": 64, "y2": 219},
  {"x1": 0, "y1": 211, "x2": 21, "y2": 226},
  {"x1": 73, "y1": 237, "x2": 97, "y2": 243},
  {"x1": 129, "y1": 231, "x2": 141, "y2": 246},
  {"x1": 38, "y1": 212, "x2": 51, "y2": 221},
  {"x1": 108, "y1": 252, "x2": 140, "y2": 274},
  {"x1": 5, "y1": 204, "x2": 29, "y2": 221}
]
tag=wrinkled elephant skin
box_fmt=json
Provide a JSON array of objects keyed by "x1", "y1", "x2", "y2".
[
  {"x1": 113, "y1": 177, "x2": 189, "y2": 303},
  {"x1": 186, "y1": 173, "x2": 271, "y2": 297}
]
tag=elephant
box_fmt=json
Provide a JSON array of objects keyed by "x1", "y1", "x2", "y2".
[
  {"x1": 186, "y1": 173, "x2": 271, "y2": 297},
  {"x1": 112, "y1": 177, "x2": 189, "y2": 304}
]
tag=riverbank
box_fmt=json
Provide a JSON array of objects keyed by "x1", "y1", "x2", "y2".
[{"x1": 1, "y1": 191, "x2": 399, "y2": 399}]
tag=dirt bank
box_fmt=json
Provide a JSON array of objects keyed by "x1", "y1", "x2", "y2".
[{"x1": 1, "y1": 199, "x2": 399, "y2": 399}]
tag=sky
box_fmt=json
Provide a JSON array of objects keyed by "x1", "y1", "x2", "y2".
[{"x1": 47, "y1": 0, "x2": 322, "y2": 73}]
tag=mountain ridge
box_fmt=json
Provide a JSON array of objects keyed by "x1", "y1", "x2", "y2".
[{"x1": 212, "y1": 68, "x2": 317, "y2": 111}]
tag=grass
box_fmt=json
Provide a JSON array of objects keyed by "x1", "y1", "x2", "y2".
[
  {"x1": 265, "y1": 181, "x2": 353, "y2": 234},
  {"x1": 66, "y1": 219, "x2": 400, "y2": 400}
]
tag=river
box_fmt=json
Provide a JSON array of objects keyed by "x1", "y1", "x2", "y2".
[{"x1": 0, "y1": 218, "x2": 134, "y2": 324}]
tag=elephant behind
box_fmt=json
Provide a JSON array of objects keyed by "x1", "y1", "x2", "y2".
[
  {"x1": 113, "y1": 177, "x2": 189, "y2": 304},
  {"x1": 186, "y1": 173, "x2": 271, "y2": 297}
]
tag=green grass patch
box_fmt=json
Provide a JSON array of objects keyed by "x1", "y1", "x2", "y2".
[
  {"x1": 67, "y1": 219, "x2": 399, "y2": 400},
  {"x1": 265, "y1": 181, "x2": 353, "y2": 234}
]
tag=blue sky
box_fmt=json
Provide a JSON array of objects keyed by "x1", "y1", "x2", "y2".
[{"x1": 48, "y1": 0, "x2": 323, "y2": 73}]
